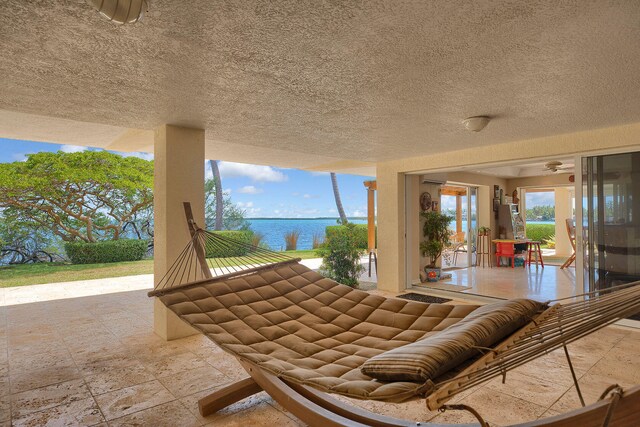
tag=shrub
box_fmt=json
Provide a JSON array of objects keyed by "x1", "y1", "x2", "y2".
[
  {"x1": 526, "y1": 223, "x2": 555, "y2": 243},
  {"x1": 64, "y1": 239, "x2": 148, "y2": 264},
  {"x1": 205, "y1": 230, "x2": 254, "y2": 258},
  {"x1": 325, "y1": 224, "x2": 373, "y2": 250},
  {"x1": 284, "y1": 230, "x2": 301, "y2": 251},
  {"x1": 318, "y1": 223, "x2": 365, "y2": 288}
]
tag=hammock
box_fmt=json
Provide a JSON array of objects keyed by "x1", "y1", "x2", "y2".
[{"x1": 149, "y1": 203, "x2": 640, "y2": 426}]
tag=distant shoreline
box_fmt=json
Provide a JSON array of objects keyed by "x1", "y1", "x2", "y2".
[{"x1": 247, "y1": 217, "x2": 369, "y2": 221}]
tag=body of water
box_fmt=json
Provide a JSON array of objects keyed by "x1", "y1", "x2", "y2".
[{"x1": 247, "y1": 218, "x2": 368, "y2": 251}]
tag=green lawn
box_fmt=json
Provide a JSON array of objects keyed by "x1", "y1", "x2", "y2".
[{"x1": 0, "y1": 249, "x2": 320, "y2": 288}]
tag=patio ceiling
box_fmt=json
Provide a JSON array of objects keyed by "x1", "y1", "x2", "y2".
[{"x1": 1, "y1": 1, "x2": 640, "y2": 174}]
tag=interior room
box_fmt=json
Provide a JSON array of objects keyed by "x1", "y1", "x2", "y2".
[{"x1": 407, "y1": 158, "x2": 579, "y2": 301}]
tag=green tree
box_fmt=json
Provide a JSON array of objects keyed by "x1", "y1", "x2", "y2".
[
  {"x1": 0, "y1": 151, "x2": 154, "y2": 243},
  {"x1": 204, "y1": 178, "x2": 249, "y2": 231}
]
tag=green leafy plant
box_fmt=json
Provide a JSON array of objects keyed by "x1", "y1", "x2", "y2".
[
  {"x1": 420, "y1": 210, "x2": 453, "y2": 268},
  {"x1": 543, "y1": 234, "x2": 556, "y2": 249},
  {"x1": 318, "y1": 223, "x2": 365, "y2": 288}
]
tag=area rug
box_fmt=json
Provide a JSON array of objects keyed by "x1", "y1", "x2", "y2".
[{"x1": 396, "y1": 293, "x2": 452, "y2": 304}]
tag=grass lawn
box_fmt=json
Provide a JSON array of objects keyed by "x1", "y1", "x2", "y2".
[{"x1": 0, "y1": 249, "x2": 320, "y2": 288}]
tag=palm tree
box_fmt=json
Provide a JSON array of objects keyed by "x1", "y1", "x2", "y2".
[
  {"x1": 330, "y1": 172, "x2": 348, "y2": 224},
  {"x1": 209, "y1": 160, "x2": 224, "y2": 230}
]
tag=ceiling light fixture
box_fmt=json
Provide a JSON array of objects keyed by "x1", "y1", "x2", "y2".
[
  {"x1": 87, "y1": 0, "x2": 148, "y2": 24},
  {"x1": 461, "y1": 116, "x2": 491, "y2": 132}
]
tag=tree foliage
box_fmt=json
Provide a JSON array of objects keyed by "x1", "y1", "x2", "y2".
[
  {"x1": 525, "y1": 205, "x2": 555, "y2": 221},
  {"x1": 0, "y1": 212, "x2": 61, "y2": 264},
  {"x1": 0, "y1": 151, "x2": 154, "y2": 243},
  {"x1": 204, "y1": 178, "x2": 248, "y2": 231}
]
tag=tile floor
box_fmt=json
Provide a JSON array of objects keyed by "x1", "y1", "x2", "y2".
[
  {"x1": 1, "y1": 274, "x2": 639, "y2": 426},
  {"x1": 432, "y1": 265, "x2": 578, "y2": 301}
]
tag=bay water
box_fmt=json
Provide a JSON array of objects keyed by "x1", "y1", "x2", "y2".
[{"x1": 247, "y1": 218, "x2": 368, "y2": 251}]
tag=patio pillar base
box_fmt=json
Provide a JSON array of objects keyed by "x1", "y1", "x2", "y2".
[{"x1": 153, "y1": 124, "x2": 205, "y2": 340}]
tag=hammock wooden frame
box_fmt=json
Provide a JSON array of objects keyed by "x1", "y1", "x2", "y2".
[{"x1": 151, "y1": 203, "x2": 640, "y2": 426}]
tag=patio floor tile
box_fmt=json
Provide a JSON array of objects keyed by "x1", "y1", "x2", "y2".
[{"x1": 93, "y1": 379, "x2": 174, "y2": 420}]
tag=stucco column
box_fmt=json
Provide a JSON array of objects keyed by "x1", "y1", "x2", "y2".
[
  {"x1": 377, "y1": 167, "x2": 405, "y2": 293},
  {"x1": 153, "y1": 125, "x2": 205, "y2": 340}
]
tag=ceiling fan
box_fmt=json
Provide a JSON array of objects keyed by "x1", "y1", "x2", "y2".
[{"x1": 543, "y1": 161, "x2": 573, "y2": 173}]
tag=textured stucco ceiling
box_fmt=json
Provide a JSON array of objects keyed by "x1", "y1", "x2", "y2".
[{"x1": 1, "y1": 1, "x2": 640, "y2": 172}]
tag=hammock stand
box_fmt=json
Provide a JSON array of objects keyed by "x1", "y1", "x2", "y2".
[{"x1": 149, "y1": 203, "x2": 640, "y2": 427}]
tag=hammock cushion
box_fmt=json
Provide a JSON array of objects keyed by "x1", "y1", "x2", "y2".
[
  {"x1": 360, "y1": 298, "x2": 545, "y2": 382},
  {"x1": 157, "y1": 262, "x2": 480, "y2": 402}
]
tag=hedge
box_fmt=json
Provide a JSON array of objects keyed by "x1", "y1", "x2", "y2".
[
  {"x1": 205, "y1": 230, "x2": 254, "y2": 258},
  {"x1": 65, "y1": 239, "x2": 148, "y2": 264},
  {"x1": 325, "y1": 224, "x2": 374, "y2": 250},
  {"x1": 526, "y1": 223, "x2": 555, "y2": 243}
]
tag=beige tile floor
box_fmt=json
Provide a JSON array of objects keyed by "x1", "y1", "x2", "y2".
[
  {"x1": 431, "y1": 265, "x2": 578, "y2": 302},
  {"x1": 1, "y1": 274, "x2": 639, "y2": 426}
]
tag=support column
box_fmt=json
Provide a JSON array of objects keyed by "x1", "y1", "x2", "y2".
[
  {"x1": 153, "y1": 125, "x2": 205, "y2": 340},
  {"x1": 363, "y1": 181, "x2": 377, "y2": 251}
]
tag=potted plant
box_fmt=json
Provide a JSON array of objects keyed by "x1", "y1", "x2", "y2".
[{"x1": 419, "y1": 210, "x2": 453, "y2": 282}]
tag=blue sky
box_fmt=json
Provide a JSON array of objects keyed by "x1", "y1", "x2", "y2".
[{"x1": 0, "y1": 138, "x2": 373, "y2": 218}]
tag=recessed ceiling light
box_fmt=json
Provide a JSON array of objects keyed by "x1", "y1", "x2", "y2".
[{"x1": 462, "y1": 116, "x2": 491, "y2": 132}]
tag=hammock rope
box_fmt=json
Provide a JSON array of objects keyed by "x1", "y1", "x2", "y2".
[{"x1": 151, "y1": 226, "x2": 299, "y2": 297}]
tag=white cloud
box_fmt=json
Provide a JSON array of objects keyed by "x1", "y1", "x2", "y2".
[
  {"x1": 351, "y1": 209, "x2": 365, "y2": 217},
  {"x1": 310, "y1": 171, "x2": 330, "y2": 176},
  {"x1": 118, "y1": 151, "x2": 154, "y2": 161},
  {"x1": 11, "y1": 152, "x2": 27, "y2": 162},
  {"x1": 238, "y1": 185, "x2": 263, "y2": 194},
  {"x1": 218, "y1": 161, "x2": 288, "y2": 182},
  {"x1": 303, "y1": 194, "x2": 312, "y2": 199},
  {"x1": 60, "y1": 144, "x2": 88, "y2": 153},
  {"x1": 237, "y1": 201, "x2": 262, "y2": 216}
]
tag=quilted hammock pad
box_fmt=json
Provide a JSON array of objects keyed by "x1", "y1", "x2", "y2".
[{"x1": 157, "y1": 262, "x2": 479, "y2": 402}]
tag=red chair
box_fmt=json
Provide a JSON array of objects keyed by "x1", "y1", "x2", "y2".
[{"x1": 496, "y1": 242, "x2": 518, "y2": 268}]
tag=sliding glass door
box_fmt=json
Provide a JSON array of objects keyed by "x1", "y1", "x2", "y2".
[{"x1": 583, "y1": 151, "x2": 640, "y2": 292}]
